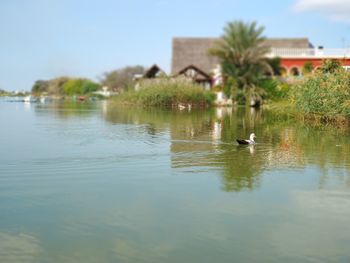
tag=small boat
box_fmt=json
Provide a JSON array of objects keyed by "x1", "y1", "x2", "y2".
[
  {"x1": 236, "y1": 133, "x2": 256, "y2": 145},
  {"x1": 23, "y1": 95, "x2": 37, "y2": 103},
  {"x1": 40, "y1": 96, "x2": 51, "y2": 103}
]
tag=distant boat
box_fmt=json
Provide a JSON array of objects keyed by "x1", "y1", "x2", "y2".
[
  {"x1": 236, "y1": 133, "x2": 256, "y2": 145},
  {"x1": 40, "y1": 96, "x2": 51, "y2": 103},
  {"x1": 23, "y1": 95, "x2": 37, "y2": 103}
]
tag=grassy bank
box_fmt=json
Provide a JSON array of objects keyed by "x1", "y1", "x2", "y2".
[
  {"x1": 113, "y1": 78, "x2": 215, "y2": 107},
  {"x1": 266, "y1": 99, "x2": 350, "y2": 127}
]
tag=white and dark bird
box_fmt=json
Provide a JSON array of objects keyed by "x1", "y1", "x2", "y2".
[{"x1": 236, "y1": 133, "x2": 256, "y2": 145}]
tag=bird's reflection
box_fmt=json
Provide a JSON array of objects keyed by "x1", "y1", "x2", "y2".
[
  {"x1": 248, "y1": 145, "x2": 255, "y2": 155},
  {"x1": 237, "y1": 144, "x2": 255, "y2": 155}
]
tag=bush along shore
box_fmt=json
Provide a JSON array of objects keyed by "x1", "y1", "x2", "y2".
[
  {"x1": 31, "y1": 77, "x2": 101, "y2": 98},
  {"x1": 112, "y1": 78, "x2": 215, "y2": 108},
  {"x1": 263, "y1": 64, "x2": 350, "y2": 126},
  {"x1": 290, "y1": 61, "x2": 350, "y2": 125}
]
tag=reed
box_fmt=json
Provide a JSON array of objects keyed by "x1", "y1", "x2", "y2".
[
  {"x1": 292, "y1": 68, "x2": 350, "y2": 119},
  {"x1": 113, "y1": 78, "x2": 215, "y2": 107}
]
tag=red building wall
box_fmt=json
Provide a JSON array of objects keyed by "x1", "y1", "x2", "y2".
[{"x1": 280, "y1": 58, "x2": 350, "y2": 74}]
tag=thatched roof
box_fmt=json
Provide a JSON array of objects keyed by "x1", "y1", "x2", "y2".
[
  {"x1": 171, "y1": 38, "x2": 219, "y2": 75},
  {"x1": 171, "y1": 37, "x2": 311, "y2": 74},
  {"x1": 177, "y1": 64, "x2": 211, "y2": 81},
  {"x1": 143, "y1": 64, "x2": 166, "y2": 78}
]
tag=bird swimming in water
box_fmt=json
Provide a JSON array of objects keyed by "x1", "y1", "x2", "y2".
[{"x1": 236, "y1": 133, "x2": 256, "y2": 145}]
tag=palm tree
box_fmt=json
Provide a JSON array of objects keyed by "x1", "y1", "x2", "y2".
[{"x1": 209, "y1": 21, "x2": 272, "y2": 106}]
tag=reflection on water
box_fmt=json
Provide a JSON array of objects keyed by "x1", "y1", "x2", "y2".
[
  {"x1": 100, "y1": 103, "x2": 345, "y2": 192},
  {"x1": 0, "y1": 232, "x2": 42, "y2": 263},
  {"x1": 1, "y1": 100, "x2": 350, "y2": 262},
  {"x1": 35, "y1": 100, "x2": 101, "y2": 119}
]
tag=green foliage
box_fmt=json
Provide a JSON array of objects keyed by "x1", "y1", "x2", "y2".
[
  {"x1": 31, "y1": 77, "x2": 69, "y2": 95},
  {"x1": 48, "y1": 77, "x2": 70, "y2": 95},
  {"x1": 302, "y1": 61, "x2": 314, "y2": 75},
  {"x1": 0, "y1": 89, "x2": 12, "y2": 97},
  {"x1": 209, "y1": 20, "x2": 271, "y2": 93},
  {"x1": 222, "y1": 76, "x2": 237, "y2": 98},
  {"x1": 100, "y1": 65, "x2": 145, "y2": 93},
  {"x1": 321, "y1": 59, "x2": 342, "y2": 74},
  {"x1": 260, "y1": 79, "x2": 290, "y2": 100},
  {"x1": 293, "y1": 68, "x2": 350, "y2": 117},
  {"x1": 209, "y1": 21, "x2": 273, "y2": 107},
  {"x1": 31, "y1": 77, "x2": 99, "y2": 96},
  {"x1": 113, "y1": 78, "x2": 215, "y2": 107},
  {"x1": 63, "y1": 79, "x2": 100, "y2": 95},
  {"x1": 235, "y1": 90, "x2": 247, "y2": 105},
  {"x1": 267, "y1": 57, "x2": 282, "y2": 76},
  {"x1": 32, "y1": 80, "x2": 50, "y2": 94}
]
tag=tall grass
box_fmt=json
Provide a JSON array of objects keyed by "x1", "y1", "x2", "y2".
[
  {"x1": 113, "y1": 78, "x2": 215, "y2": 107},
  {"x1": 293, "y1": 68, "x2": 350, "y2": 119}
]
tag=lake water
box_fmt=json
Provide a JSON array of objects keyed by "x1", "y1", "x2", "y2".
[{"x1": 1, "y1": 98, "x2": 350, "y2": 263}]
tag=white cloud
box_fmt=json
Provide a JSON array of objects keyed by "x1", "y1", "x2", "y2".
[{"x1": 293, "y1": 0, "x2": 350, "y2": 23}]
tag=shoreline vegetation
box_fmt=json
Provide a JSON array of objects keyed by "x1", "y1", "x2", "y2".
[
  {"x1": 0, "y1": 89, "x2": 29, "y2": 97},
  {"x1": 265, "y1": 100, "x2": 350, "y2": 128},
  {"x1": 112, "y1": 78, "x2": 215, "y2": 108},
  {"x1": 31, "y1": 77, "x2": 101, "y2": 97}
]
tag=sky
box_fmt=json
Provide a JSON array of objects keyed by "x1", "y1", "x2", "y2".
[{"x1": 1, "y1": 0, "x2": 350, "y2": 91}]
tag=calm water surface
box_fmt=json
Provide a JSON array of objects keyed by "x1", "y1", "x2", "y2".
[{"x1": 1, "y1": 99, "x2": 350, "y2": 263}]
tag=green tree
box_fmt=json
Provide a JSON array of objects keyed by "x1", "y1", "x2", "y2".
[
  {"x1": 302, "y1": 61, "x2": 314, "y2": 75},
  {"x1": 100, "y1": 65, "x2": 145, "y2": 93},
  {"x1": 31, "y1": 77, "x2": 69, "y2": 95},
  {"x1": 267, "y1": 57, "x2": 282, "y2": 76},
  {"x1": 48, "y1": 77, "x2": 70, "y2": 95},
  {"x1": 209, "y1": 21, "x2": 272, "y2": 105},
  {"x1": 63, "y1": 79, "x2": 100, "y2": 95},
  {"x1": 32, "y1": 80, "x2": 50, "y2": 94},
  {"x1": 321, "y1": 59, "x2": 342, "y2": 74}
]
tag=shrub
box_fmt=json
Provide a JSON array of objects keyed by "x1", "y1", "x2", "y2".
[
  {"x1": 48, "y1": 77, "x2": 70, "y2": 95},
  {"x1": 114, "y1": 77, "x2": 215, "y2": 107},
  {"x1": 63, "y1": 79, "x2": 100, "y2": 95},
  {"x1": 293, "y1": 68, "x2": 350, "y2": 117},
  {"x1": 0, "y1": 89, "x2": 9, "y2": 96},
  {"x1": 302, "y1": 61, "x2": 314, "y2": 75},
  {"x1": 31, "y1": 77, "x2": 70, "y2": 95},
  {"x1": 260, "y1": 78, "x2": 290, "y2": 101},
  {"x1": 32, "y1": 80, "x2": 50, "y2": 94},
  {"x1": 321, "y1": 59, "x2": 342, "y2": 74}
]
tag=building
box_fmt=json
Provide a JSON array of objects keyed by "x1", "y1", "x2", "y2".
[
  {"x1": 143, "y1": 64, "x2": 167, "y2": 79},
  {"x1": 267, "y1": 45, "x2": 350, "y2": 76},
  {"x1": 176, "y1": 65, "x2": 212, "y2": 89},
  {"x1": 171, "y1": 37, "x2": 350, "y2": 80}
]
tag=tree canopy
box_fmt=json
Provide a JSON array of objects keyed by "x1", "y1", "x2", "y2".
[
  {"x1": 100, "y1": 65, "x2": 145, "y2": 92},
  {"x1": 209, "y1": 21, "x2": 272, "y2": 104},
  {"x1": 31, "y1": 77, "x2": 100, "y2": 95}
]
